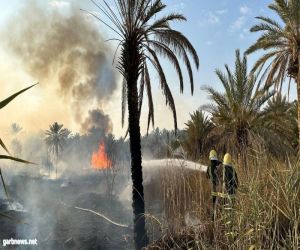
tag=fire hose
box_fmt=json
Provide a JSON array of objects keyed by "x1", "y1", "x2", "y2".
[
  {"x1": 58, "y1": 201, "x2": 129, "y2": 228},
  {"x1": 74, "y1": 206, "x2": 129, "y2": 228}
]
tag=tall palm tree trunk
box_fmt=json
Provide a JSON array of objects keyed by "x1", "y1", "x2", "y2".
[
  {"x1": 237, "y1": 129, "x2": 248, "y2": 172},
  {"x1": 126, "y1": 49, "x2": 148, "y2": 249},
  {"x1": 55, "y1": 144, "x2": 58, "y2": 179},
  {"x1": 297, "y1": 53, "x2": 300, "y2": 154}
]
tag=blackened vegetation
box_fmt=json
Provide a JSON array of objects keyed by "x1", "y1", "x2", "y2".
[{"x1": 0, "y1": 174, "x2": 133, "y2": 250}]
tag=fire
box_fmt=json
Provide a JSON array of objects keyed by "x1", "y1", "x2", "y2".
[{"x1": 91, "y1": 142, "x2": 112, "y2": 170}]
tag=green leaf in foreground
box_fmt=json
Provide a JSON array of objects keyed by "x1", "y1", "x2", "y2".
[
  {"x1": 0, "y1": 168, "x2": 10, "y2": 200},
  {"x1": 0, "y1": 83, "x2": 38, "y2": 110},
  {"x1": 0, "y1": 138, "x2": 10, "y2": 155},
  {"x1": 0, "y1": 83, "x2": 37, "y2": 220},
  {"x1": 0, "y1": 155, "x2": 36, "y2": 165}
]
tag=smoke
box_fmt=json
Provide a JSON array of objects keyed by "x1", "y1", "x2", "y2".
[
  {"x1": 3, "y1": 0, "x2": 117, "y2": 130},
  {"x1": 10, "y1": 139, "x2": 22, "y2": 157},
  {"x1": 81, "y1": 109, "x2": 113, "y2": 135}
]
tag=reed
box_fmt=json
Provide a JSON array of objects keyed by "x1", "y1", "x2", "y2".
[{"x1": 146, "y1": 156, "x2": 300, "y2": 249}]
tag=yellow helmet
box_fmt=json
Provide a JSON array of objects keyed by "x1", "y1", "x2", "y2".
[
  {"x1": 209, "y1": 150, "x2": 218, "y2": 161},
  {"x1": 223, "y1": 153, "x2": 232, "y2": 166}
]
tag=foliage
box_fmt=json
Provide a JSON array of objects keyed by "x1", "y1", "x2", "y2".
[
  {"x1": 45, "y1": 122, "x2": 70, "y2": 161},
  {"x1": 88, "y1": 0, "x2": 199, "y2": 132},
  {"x1": 262, "y1": 94, "x2": 298, "y2": 158},
  {"x1": 146, "y1": 156, "x2": 300, "y2": 249},
  {"x1": 246, "y1": 0, "x2": 300, "y2": 87},
  {"x1": 246, "y1": 0, "x2": 300, "y2": 146},
  {"x1": 44, "y1": 122, "x2": 70, "y2": 178},
  {"x1": 202, "y1": 50, "x2": 274, "y2": 166},
  {"x1": 0, "y1": 84, "x2": 37, "y2": 209},
  {"x1": 183, "y1": 110, "x2": 214, "y2": 161},
  {"x1": 89, "y1": 1, "x2": 199, "y2": 248},
  {"x1": 141, "y1": 128, "x2": 183, "y2": 159}
]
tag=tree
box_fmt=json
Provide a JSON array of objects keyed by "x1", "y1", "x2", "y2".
[
  {"x1": 183, "y1": 109, "x2": 214, "y2": 160},
  {"x1": 88, "y1": 1, "x2": 199, "y2": 248},
  {"x1": 246, "y1": 0, "x2": 300, "y2": 147},
  {"x1": 10, "y1": 139, "x2": 22, "y2": 157},
  {"x1": 262, "y1": 94, "x2": 298, "y2": 158},
  {"x1": 10, "y1": 123, "x2": 22, "y2": 134},
  {"x1": 202, "y1": 50, "x2": 274, "y2": 169},
  {"x1": 45, "y1": 122, "x2": 70, "y2": 178},
  {"x1": 0, "y1": 84, "x2": 37, "y2": 210}
]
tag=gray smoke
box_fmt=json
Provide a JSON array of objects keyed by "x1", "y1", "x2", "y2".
[
  {"x1": 3, "y1": 0, "x2": 117, "y2": 127},
  {"x1": 81, "y1": 108, "x2": 113, "y2": 135}
]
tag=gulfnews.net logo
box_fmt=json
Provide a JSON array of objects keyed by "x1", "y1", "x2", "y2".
[{"x1": 2, "y1": 238, "x2": 38, "y2": 247}]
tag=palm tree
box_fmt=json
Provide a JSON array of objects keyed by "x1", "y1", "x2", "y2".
[
  {"x1": 0, "y1": 84, "x2": 37, "y2": 210},
  {"x1": 262, "y1": 94, "x2": 298, "y2": 158},
  {"x1": 87, "y1": 1, "x2": 199, "y2": 248},
  {"x1": 183, "y1": 109, "x2": 214, "y2": 160},
  {"x1": 202, "y1": 50, "x2": 274, "y2": 169},
  {"x1": 45, "y1": 122, "x2": 70, "y2": 178},
  {"x1": 246, "y1": 0, "x2": 300, "y2": 146}
]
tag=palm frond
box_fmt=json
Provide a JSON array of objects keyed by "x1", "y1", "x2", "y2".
[
  {"x1": 0, "y1": 138, "x2": 10, "y2": 155},
  {"x1": 0, "y1": 83, "x2": 38, "y2": 110},
  {"x1": 0, "y1": 155, "x2": 36, "y2": 164},
  {"x1": 0, "y1": 168, "x2": 10, "y2": 201},
  {"x1": 122, "y1": 78, "x2": 127, "y2": 127},
  {"x1": 144, "y1": 63, "x2": 154, "y2": 133}
]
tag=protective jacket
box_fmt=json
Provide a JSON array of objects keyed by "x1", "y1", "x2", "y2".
[
  {"x1": 206, "y1": 160, "x2": 222, "y2": 186},
  {"x1": 224, "y1": 165, "x2": 239, "y2": 195}
]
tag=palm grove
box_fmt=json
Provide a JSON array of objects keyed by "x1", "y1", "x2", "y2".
[
  {"x1": 89, "y1": 0, "x2": 300, "y2": 249},
  {"x1": 0, "y1": 0, "x2": 299, "y2": 249},
  {"x1": 184, "y1": 0, "x2": 300, "y2": 165}
]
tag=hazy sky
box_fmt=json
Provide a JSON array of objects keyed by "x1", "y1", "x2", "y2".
[{"x1": 0, "y1": 0, "x2": 296, "y2": 141}]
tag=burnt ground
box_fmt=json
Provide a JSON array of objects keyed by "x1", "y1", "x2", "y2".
[{"x1": 0, "y1": 174, "x2": 134, "y2": 250}]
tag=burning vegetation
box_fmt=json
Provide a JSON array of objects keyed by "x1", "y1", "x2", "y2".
[
  {"x1": 91, "y1": 142, "x2": 112, "y2": 170},
  {"x1": 1, "y1": 0, "x2": 300, "y2": 249}
]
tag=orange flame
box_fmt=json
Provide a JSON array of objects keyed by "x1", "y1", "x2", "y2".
[{"x1": 91, "y1": 142, "x2": 111, "y2": 170}]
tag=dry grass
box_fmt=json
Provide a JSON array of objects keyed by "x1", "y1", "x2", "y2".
[{"x1": 145, "y1": 156, "x2": 300, "y2": 249}]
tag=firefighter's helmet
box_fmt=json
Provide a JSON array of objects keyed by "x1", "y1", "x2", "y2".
[
  {"x1": 223, "y1": 153, "x2": 232, "y2": 166},
  {"x1": 209, "y1": 150, "x2": 218, "y2": 161}
]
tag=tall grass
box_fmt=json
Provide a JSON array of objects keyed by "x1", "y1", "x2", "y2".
[{"x1": 145, "y1": 156, "x2": 300, "y2": 249}]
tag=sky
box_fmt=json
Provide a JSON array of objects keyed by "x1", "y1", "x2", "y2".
[{"x1": 0, "y1": 0, "x2": 296, "y2": 141}]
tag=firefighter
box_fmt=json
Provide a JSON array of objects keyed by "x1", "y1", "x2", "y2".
[
  {"x1": 222, "y1": 153, "x2": 239, "y2": 196},
  {"x1": 206, "y1": 150, "x2": 222, "y2": 209}
]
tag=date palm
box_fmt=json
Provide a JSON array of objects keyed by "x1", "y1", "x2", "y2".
[
  {"x1": 202, "y1": 50, "x2": 274, "y2": 169},
  {"x1": 183, "y1": 109, "x2": 214, "y2": 160},
  {"x1": 262, "y1": 94, "x2": 298, "y2": 157},
  {"x1": 246, "y1": 0, "x2": 300, "y2": 147},
  {"x1": 45, "y1": 122, "x2": 70, "y2": 179},
  {"x1": 87, "y1": 0, "x2": 199, "y2": 248}
]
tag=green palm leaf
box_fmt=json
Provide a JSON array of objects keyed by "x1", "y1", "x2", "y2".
[
  {"x1": 0, "y1": 155, "x2": 36, "y2": 164},
  {"x1": 246, "y1": 0, "x2": 300, "y2": 148},
  {"x1": 0, "y1": 83, "x2": 37, "y2": 220},
  {"x1": 202, "y1": 49, "x2": 274, "y2": 167},
  {"x1": 0, "y1": 168, "x2": 10, "y2": 201},
  {"x1": 0, "y1": 138, "x2": 10, "y2": 155},
  {"x1": 0, "y1": 83, "x2": 38, "y2": 110},
  {"x1": 87, "y1": 1, "x2": 199, "y2": 248}
]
